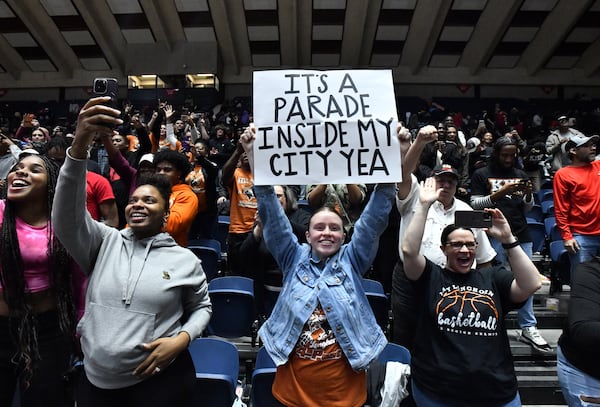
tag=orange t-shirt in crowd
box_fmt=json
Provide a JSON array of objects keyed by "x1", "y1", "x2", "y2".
[
  {"x1": 149, "y1": 132, "x2": 181, "y2": 153},
  {"x1": 185, "y1": 164, "x2": 208, "y2": 213},
  {"x1": 228, "y1": 167, "x2": 257, "y2": 234},
  {"x1": 272, "y1": 304, "x2": 367, "y2": 407},
  {"x1": 127, "y1": 135, "x2": 139, "y2": 151},
  {"x1": 166, "y1": 183, "x2": 198, "y2": 247}
]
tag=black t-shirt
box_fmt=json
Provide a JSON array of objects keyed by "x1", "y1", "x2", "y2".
[
  {"x1": 470, "y1": 165, "x2": 532, "y2": 242},
  {"x1": 558, "y1": 258, "x2": 600, "y2": 380},
  {"x1": 411, "y1": 260, "x2": 520, "y2": 406}
]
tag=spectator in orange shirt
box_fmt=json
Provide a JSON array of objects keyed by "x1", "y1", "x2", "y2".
[
  {"x1": 221, "y1": 142, "x2": 257, "y2": 275},
  {"x1": 153, "y1": 150, "x2": 198, "y2": 247}
]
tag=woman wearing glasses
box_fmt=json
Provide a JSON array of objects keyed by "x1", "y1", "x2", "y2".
[{"x1": 401, "y1": 177, "x2": 542, "y2": 407}]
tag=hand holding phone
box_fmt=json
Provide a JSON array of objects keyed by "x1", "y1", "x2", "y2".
[{"x1": 93, "y1": 78, "x2": 118, "y2": 128}]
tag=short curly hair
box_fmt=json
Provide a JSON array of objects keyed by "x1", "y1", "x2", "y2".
[{"x1": 153, "y1": 150, "x2": 192, "y2": 181}]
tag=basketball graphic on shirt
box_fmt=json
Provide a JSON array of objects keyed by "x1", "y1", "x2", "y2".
[{"x1": 435, "y1": 287, "x2": 499, "y2": 336}]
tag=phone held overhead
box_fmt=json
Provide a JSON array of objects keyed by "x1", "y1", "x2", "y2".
[
  {"x1": 93, "y1": 78, "x2": 118, "y2": 127},
  {"x1": 454, "y1": 210, "x2": 492, "y2": 229}
]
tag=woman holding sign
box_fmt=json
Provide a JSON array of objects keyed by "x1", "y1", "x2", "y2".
[{"x1": 240, "y1": 124, "x2": 396, "y2": 407}]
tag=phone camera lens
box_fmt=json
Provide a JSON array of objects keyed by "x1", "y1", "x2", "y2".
[{"x1": 94, "y1": 80, "x2": 107, "y2": 93}]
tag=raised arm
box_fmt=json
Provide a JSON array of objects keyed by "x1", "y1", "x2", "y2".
[
  {"x1": 163, "y1": 105, "x2": 179, "y2": 149},
  {"x1": 346, "y1": 184, "x2": 365, "y2": 207},
  {"x1": 397, "y1": 124, "x2": 437, "y2": 200},
  {"x1": 52, "y1": 97, "x2": 122, "y2": 272},
  {"x1": 306, "y1": 184, "x2": 328, "y2": 209},
  {"x1": 470, "y1": 177, "x2": 532, "y2": 210},
  {"x1": 401, "y1": 177, "x2": 440, "y2": 280},
  {"x1": 132, "y1": 116, "x2": 151, "y2": 157},
  {"x1": 485, "y1": 208, "x2": 541, "y2": 302},
  {"x1": 221, "y1": 143, "x2": 245, "y2": 188},
  {"x1": 100, "y1": 134, "x2": 137, "y2": 194}
]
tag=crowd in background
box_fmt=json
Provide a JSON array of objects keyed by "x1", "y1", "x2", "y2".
[
  {"x1": 2, "y1": 97, "x2": 600, "y2": 282},
  {"x1": 2, "y1": 94, "x2": 600, "y2": 405}
]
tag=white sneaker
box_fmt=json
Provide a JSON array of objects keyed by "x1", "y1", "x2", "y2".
[{"x1": 519, "y1": 326, "x2": 553, "y2": 354}]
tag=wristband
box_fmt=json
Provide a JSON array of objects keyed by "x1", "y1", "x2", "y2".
[{"x1": 502, "y1": 238, "x2": 520, "y2": 249}]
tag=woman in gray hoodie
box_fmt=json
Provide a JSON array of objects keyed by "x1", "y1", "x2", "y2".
[{"x1": 52, "y1": 97, "x2": 212, "y2": 407}]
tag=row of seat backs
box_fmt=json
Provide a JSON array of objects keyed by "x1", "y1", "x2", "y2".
[
  {"x1": 206, "y1": 275, "x2": 390, "y2": 339},
  {"x1": 189, "y1": 338, "x2": 410, "y2": 407},
  {"x1": 525, "y1": 216, "x2": 568, "y2": 263}
]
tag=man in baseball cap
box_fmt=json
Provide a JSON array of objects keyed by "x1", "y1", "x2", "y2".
[
  {"x1": 432, "y1": 163, "x2": 459, "y2": 178},
  {"x1": 554, "y1": 133, "x2": 600, "y2": 276},
  {"x1": 565, "y1": 134, "x2": 599, "y2": 151},
  {"x1": 546, "y1": 114, "x2": 584, "y2": 174}
]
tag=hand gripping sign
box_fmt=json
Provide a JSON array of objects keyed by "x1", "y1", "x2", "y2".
[{"x1": 252, "y1": 69, "x2": 402, "y2": 186}]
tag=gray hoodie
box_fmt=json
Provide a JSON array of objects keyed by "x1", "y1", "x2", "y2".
[{"x1": 52, "y1": 151, "x2": 211, "y2": 389}]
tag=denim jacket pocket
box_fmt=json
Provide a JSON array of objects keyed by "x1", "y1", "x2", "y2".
[{"x1": 294, "y1": 263, "x2": 317, "y2": 288}]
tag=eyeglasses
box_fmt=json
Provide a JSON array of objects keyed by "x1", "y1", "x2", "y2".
[{"x1": 445, "y1": 241, "x2": 477, "y2": 250}]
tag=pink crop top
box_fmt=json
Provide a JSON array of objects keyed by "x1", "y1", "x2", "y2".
[{"x1": 0, "y1": 200, "x2": 52, "y2": 293}]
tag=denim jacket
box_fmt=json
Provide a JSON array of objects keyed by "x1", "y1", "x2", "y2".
[{"x1": 255, "y1": 183, "x2": 395, "y2": 371}]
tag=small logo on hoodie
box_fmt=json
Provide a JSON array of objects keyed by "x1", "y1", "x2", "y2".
[{"x1": 162, "y1": 271, "x2": 171, "y2": 280}]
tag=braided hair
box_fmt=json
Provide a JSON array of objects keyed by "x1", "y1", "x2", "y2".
[{"x1": 0, "y1": 154, "x2": 76, "y2": 387}]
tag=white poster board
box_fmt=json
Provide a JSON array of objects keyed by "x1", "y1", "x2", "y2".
[{"x1": 252, "y1": 69, "x2": 401, "y2": 186}]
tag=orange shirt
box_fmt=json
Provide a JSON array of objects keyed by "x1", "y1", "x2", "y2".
[
  {"x1": 149, "y1": 132, "x2": 181, "y2": 153},
  {"x1": 166, "y1": 183, "x2": 198, "y2": 246},
  {"x1": 127, "y1": 134, "x2": 139, "y2": 151},
  {"x1": 272, "y1": 305, "x2": 367, "y2": 407},
  {"x1": 185, "y1": 164, "x2": 208, "y2": 213},
  {"x1": 228, "y1": 167, "x2": 257, "y2": 234}
]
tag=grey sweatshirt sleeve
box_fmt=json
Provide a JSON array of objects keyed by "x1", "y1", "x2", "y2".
[
  {"x1": 179, "y1": 262, "x2": 212, "y2": 340},
  {"x1": 52, "y1": 148, "x2": 109, "y2": 273}
]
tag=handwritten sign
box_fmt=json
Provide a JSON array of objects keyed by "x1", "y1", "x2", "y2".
[{"x1": 252, "y1": 69, "x2": 401, "y2": 185}]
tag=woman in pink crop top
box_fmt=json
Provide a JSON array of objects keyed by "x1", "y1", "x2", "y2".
[{"x1": 0, "y1": 152, "x2": 81, "y2": 407}]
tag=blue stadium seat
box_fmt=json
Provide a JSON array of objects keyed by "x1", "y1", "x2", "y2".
[
  {"x1": 361, "y1": 279, "x2": 389, "y2": 334},
  {"x1": 250, "y1": 347, "x2": 278, "y2": 407},
  {"x1": 208, "y1": 276, "x2": 256, "y2": 338},
  {"x1": 189, "y1": 338, "x2": 239, "y2": 407},
  {"x1": 216, "y1": 215, "x2": 230, "y2": 254},
  {"x1": 526, "y1": 219, "x2": 546, "y2": 254},
  {"x1": 549, "y1": 240, "x2": 569, "y2": 263},
  {"x1": 541, "y1": 201, "x2": 554, "y2": 216},
  {"x1": 537, "y1": 188, "x2": 553, "y2": 204},
  {"x1": 549, "y1": 240, "x2": 570, "y2": 292},
  {"x1": 377, "y1": 342, "x2": 411, "y2": 364},
  {"x1": 526, "y1": 204, "x2": 543, "y2": 222},
  {"x1": 188, "y1": 238, "x2": 222, "y2": 282},
  {"x1": 544, "y1": 217, "x2": 562, "y2": 242}
]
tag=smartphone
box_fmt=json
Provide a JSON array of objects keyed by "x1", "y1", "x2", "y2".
[
  {"x1": 93, "y1": 78, "x2": 118, "y2": 127},
  {"x1": 455, "y1": 210, "x2": 492, "y2": 229},
  {"x1": 93, "y1": 78, "x2": 118, "y2": 106}
]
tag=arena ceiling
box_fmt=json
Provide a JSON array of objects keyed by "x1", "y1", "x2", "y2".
[{"x1": 0, "y1": 0, "x2": 599, "y2": 89}]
